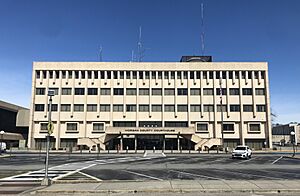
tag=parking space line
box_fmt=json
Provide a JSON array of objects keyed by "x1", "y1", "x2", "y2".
[
  {"x1": 78, "y1": 171, "x2": 102, "y2": 181},
  {"x1": 214, "y1": 169, "x2": 283, "y2": 180},
  {"x1": 169, "y1": 170, "x2": 224, "y2": 180},
  {"x1": 271, "y1": 156, "x2": 283, "y2": 164},
  {"x1": 123, "y1": 170, "x2": 163, "y2": 181}
]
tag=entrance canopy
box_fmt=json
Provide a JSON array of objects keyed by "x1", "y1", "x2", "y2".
[{"x1": 0, "y1": 132, "x2": 24, "y2": 140}]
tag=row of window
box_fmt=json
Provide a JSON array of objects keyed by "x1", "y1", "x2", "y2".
[
  {"x1": 36, "y1": 87, "x2": 266, "y2": 96},
  {"x1": 196, "y1": 123, "x2": 261, "y2": 132},
  {"x1": 35, "y1": 104, "x2": 266, "y2": 112},
  {"x1": 40, "y1": 122, "x2": 104, "y2": 132},
  {"x1": 36, "y1": 70, "x2": 266, "y2": 80}
]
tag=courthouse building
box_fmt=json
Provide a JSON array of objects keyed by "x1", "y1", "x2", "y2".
[{"x1": 28, "y1": 56, "x2": 272, "y2": 150}]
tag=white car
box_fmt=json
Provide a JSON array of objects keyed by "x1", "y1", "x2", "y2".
[{"x1": 232, "y1": 145, "x2": 252, "y2": 159}]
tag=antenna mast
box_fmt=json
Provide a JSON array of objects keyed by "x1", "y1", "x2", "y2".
[
  {"x1": 201, "y1": 3, "x2": 205, "y2": 56},
  {"x1": 137, "y1": 26, "x2": 145, "y2": 62},
  {"x1": 99, "y1": 46, "x2": 103, "y2": 62}
]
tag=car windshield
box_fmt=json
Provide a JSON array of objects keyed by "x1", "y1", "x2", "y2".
[{"x1": 235, "y1": 147, "x2": 246, "y2": 150}]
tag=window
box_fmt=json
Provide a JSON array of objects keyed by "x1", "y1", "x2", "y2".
[
  {"x1": 68, "y1": 71, "x2": 72, "y2": 79},
  {"x1": 177, "y1": 105, "x2": 188, "y2": 112},
  {"x1": 241, "y1": 71, "x2": 246, "y2": 79},
  {"x1": 216, "y1": 71, "x2": 221, "y2": 79},
  {"x1": 133, "y1": 71, "x2": 137, "y2": 79},
  {"x1": 75, "y1": 88, "x2": 85, "y2": 95},
  {"x1": 100, "y1": 88, "x2": 111, "y2": 95},
  {"x1": 94, "y1": 71, "x2": 98, "y2": 79},
  {"x1": 152, "y1": 105, "x2": 162, "y2": 112},
  {"x1": 49, "y1": 71, "x2": 53, "y2": 79},
  {"x1": 254, "y1": 71, "x2": 259, "y2": 79},
  {"x1": 74, "y1": 104, "x2": 84, "y2": 112},
  {"x1": 113, "y1": 104, "x2": 123, "y2": 112},
  {"x1": 177, "y1": 71, "x2": 181, "y2": 79},
  {"x1": 196, "y1": 123, "x2": 208, "y2": 131},
  {"x1": 67, "y1": 123, "x2": 78, "y2": 131},
  {"x1": 100, "y1": 104, "x2": 110, "y2": 112},
  {"x1": 100, "y1": 71, "x2": 105, "y2": 79},
  {"x1": 47, "y1": 104, "x2": 58, "y2": 112},
  {"x1": 242, "y1": 88, "x2": 252, "y2": 95},
  {"x1": 248, "y1": 71, "x2": 252, "y2": 79},
  {"x1": 164, "y1": 88, "x2": 175, "y2": 95},
  {"x1": 113, "y1": 121, "x2": 136, "y2": 127},
  {"x1": 87, "y1": 104, "x2": 97, "y2": 112},
  {"x1": 126, "y1": 105, "x2": 136, "y2": 112},
  {"x1": 261, "y1": 71, "x2": 265, "y2": 79},
  {"x1": 81, "y1": 71, "x2": 85, "y2": 79},
  {"x1": 113, "y1": 71, "x2": 118, "y2": 79},
  {"x1": 165, "y1": 121, "x2": 188, "y2": 127},
  {"x1": 171, "y1": 71, "x2": 175, "y2": 79},
  {"x1": 190, "y1": 71, "x2": 194, "y2": 79},
  {"x1": 36, "y1": 71, "x2": 41, "y2": 79},
  {"x1": 75, "y1": 71, "x2": 79, "y2": 79},
  {"x1": 61, "y1": 104, "x2": 71, "y2": 112},
  {"x1": 139, "y1": 88, "x2": 149, "y2": 95},
  {"x1": 120, "y1": 71, "x2": 124, "y2": 79},
  {"x1": 62, "y1": 88, "x2": 72, "y2": 95},
  {"x1": 87, "y1": 71, "x2": 92, "y2": 79},
  {"x1": 139, "y1": 71, "x2": 144, "y2": 79},
  {"x1": 93, "y1": 123, "x2": 104, "y2": 131},
  {"x1": 107, "y1": 71, "x2": 111, "y2": 79},
  {"x1": 49, "y1": 88, "x2": 59, "y2": 95},
  {"x1": 229, "y1": 71, "x2": 233, "y2": 79},
  {"x1": 177, "y1": 88, "x2": 188, "y2": 95},
  {"x1": 151, "y1": 71, "x2": 156, "y2": 79},
  {"x1": 249, "y1": 124, "x2": 261, "y2": 132},
  {"x1": 36, "y1": 88, "x2": 45, "y2": 95},
  {"x1": 190, "y1": 88, "x2": 200, "y2": 95},
  {"x1": 209, "y1": 71, "x2": 213, "y2": 79},
  {"x1": 243, "y1": 105, "x2": 253, "y2": 112},
  {"x1": 145, "y1": 71, "x2": 150, "y2": 79},
  {"x1": 203, "y1": 105, "x2": 214, "y2": 112},
  {"x1": 255, "y1": 88, "x2": 265, "y2": 95},
  {"x1": 216, "y1": 88, "x2": 227, "y2": 95},
  {"x1": 256, "y1": 105, "x2": 266, "y2": 112},
  {"x1": 126, "y1": 88, "x2": 137, "y2": 95},
  {"x1": 217, "y1": 105, "x2": 227, "y2": 112},
  {"x1": 203, "y1": 88, "x2": 214, "y2": 95},
  {"x1": 113, "y1": 88, "x2": 124, "y2": 95},
  {"x1": 139, "y1": 105, "x2": 149, "y2": 112},
  {"x1": 164, "y1": 105, "x2": 175, "y2": 112},
  {"x1": 196, "y1": 71, "x2": 201, "y2": 79},
  {"x1": 35, "y1": 104, "x2": 44, "y2": 112},
  {"x1": 235, "y1": 71, "x2": 239, "y2": 79},
  {"x1": 152, "y1": 88, "x2": 162, "y2": 96},
  {"x1": 183, "y1": 71, "x2": 188, "y2": 79},
  {"x1": 158, "y1": 71, "x2": 162, "y2": 79},
  {"x1": 88, "y1": 88, "x2": 98, "y2": 95},
  {"x1": 139, "y1": 121, "x2": 162, "y2": 127},
  {"x1": 126, "y1": 71, "x2": 130, "y2": 79},
  {"x1": 229, "y1": 88, "x2": 239, "y2": 95},
  {"x1": 42, "y1": 71, "x2": 47, "y2": 79},
  {"x1": 223, "y1": 124, "x2": 234, "y2": 132},
  {"x1": 40, "y1": 123, "x2": 48, "y2": 131},
  {"x1": 164, "y1": 71, "x2": 169, "y2": 79},
  {"x1": 191, "y1": 105, "x2": 201, "y2": 112},
  {"x1": 203, "y1": 71, "x2": 207, "y2": 79},
  {"x1": 230, "y1": 105, "x2": 240, "y2": 112}
]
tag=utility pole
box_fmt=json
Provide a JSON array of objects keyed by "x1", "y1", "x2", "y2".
[{"x1": 41, "y1": 90, "x2": 55, "y2": 186}]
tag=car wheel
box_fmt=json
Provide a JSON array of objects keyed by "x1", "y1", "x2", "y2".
[{"x1": 249, "y1": 154, "x2": 251, "y2": 159}]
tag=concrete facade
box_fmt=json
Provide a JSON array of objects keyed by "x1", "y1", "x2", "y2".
[
  {"x1": 272, "y1": 123, "x2": 299, "y2": 145},
  {"x1": 29, "y1": 61, "x2": 272, "y2": 150}
]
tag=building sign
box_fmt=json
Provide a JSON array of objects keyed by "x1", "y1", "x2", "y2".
[
  {"x1": 124, "y1": 129, "x2": 176, "y2": 133},
  {"x1": 105, "y1": 127, "x2": 195, "y2": 134}
]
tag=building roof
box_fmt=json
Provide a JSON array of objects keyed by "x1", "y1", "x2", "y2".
[{"x1": 0, "y1": 100, "x2": 28, "y2": 112}]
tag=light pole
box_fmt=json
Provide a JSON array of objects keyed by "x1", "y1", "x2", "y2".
[
  {"x1": 0, "y1": 130, "x2": 4, "y2": 155},
  {"x1": 290, "y1": 131, "x2": 296, "y2": 157},
  {"x1": 41, "y1": 90, "x2": 55, "y2": 186}
]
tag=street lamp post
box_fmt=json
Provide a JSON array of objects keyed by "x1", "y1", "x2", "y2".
[
  {"x1": 41, "y1": 90, "x2": 55, "y2": 186},
  {"x1": 290, "y1": 131, "x2": 296, "y2": 157},
  {"x1": 0, "y1": 130, "x2": 4, "y2": 155}
]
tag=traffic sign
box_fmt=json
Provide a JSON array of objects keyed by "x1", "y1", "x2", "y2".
[{"x1": 47, "y1": 122, "x2": 54, "y2": 135}]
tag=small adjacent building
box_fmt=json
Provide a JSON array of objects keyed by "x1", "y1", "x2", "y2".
[
  {"x1": 0, "y1": 100, "x2": 29, "y2": 147},
  {"x1": 28, "y1": 56, "x2": 272, "y2": 150},
  {"x1": 272, "y1": 122, "x2": 299, "y2": 145}
]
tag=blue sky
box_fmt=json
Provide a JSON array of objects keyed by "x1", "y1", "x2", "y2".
[{"x1": 0, "y1": 0, "x2": 299, "y2": 124}]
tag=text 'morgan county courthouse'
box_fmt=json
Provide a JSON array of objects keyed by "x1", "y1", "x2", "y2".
[{"x1": 28, "y1": 56, "x2": 272, "y2": 151}]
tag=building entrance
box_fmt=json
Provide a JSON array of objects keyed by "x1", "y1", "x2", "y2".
[{"x1": 137, "y1": 135, "x2": 164, "y2": 150}]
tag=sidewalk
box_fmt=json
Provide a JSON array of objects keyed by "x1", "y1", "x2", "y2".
[{"x1": 32, "y1": 180, "x2": 300, "y2": 194}]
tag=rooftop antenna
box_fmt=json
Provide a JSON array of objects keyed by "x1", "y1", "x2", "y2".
[
  {"x1": 99, "y1": 46, "x2": 103, "y2": 61},
  {"x1": 137, "y1": 26, "x2": 145, "y2": 62},
  {"x1": 131, "y1": 50, "x2": 135, "y2": 62},
  {"x1": 200, "y1": 3, "x2": 205, "y2": 56}
]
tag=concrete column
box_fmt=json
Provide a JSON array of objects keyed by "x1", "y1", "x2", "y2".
[
  {"x1": 177, "y1": 133, "x2": 180, "y2": 151},
  {"x1": 120, "y1": 134, "x2": 123, "y2": 151},
  {"x1": 135, "y1": 135, "x2": 137, "y2": 152},
  {"x1": 163, "y1": 135, "x2": 166, "y2": 152}
]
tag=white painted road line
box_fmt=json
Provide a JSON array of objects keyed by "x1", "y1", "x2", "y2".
[
  {"x1": 170, "y1": 170, "x2": 224, "y2": 180},
  {"x1": 123, "y1": 170, "x2": 164, "y2": 181},
  {"x1": 234, "y1": 157, "x2": 258, "y2": 164},
  {"x1": 271, "y1": 156, "x2": 283, "y2": 164}
]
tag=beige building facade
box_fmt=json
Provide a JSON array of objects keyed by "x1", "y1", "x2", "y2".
[{"x1": 28, "y1": 60, "x2": 272, "y2": 150}]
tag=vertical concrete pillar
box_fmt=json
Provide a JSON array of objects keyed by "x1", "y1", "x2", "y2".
[
  {"x1": 163, "y1": 135, "x2": 166, "y2": 152},
  {"x1": 134, "y1": 135, "x2": 137, "y2": 152},
  {"x1": 177, "y1": 133, "x2": 180, "y2": 151},
  {"x1": 120, "y1": 134, "x2": 123, "y2": 151}
]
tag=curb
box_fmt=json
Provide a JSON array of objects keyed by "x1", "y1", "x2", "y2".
[
  {"x1": 283, "y1": 156, "x2": 300, "y2": 160},
  {"x1": 33, "y1": 188, "x2": 300, "y2": 194}
]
